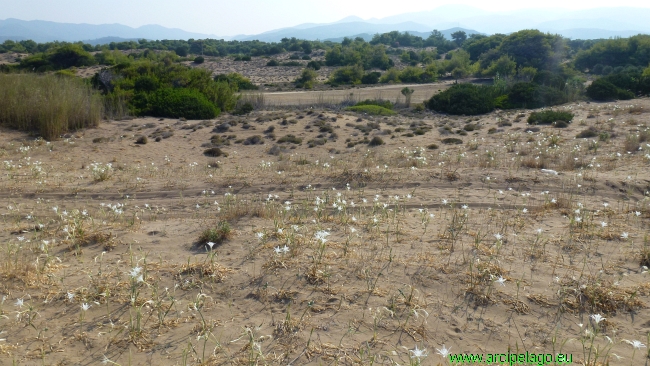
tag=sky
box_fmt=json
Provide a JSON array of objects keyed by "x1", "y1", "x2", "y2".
[{"x1": 3, "y1": 0, "x2": 650, "y2": 36}]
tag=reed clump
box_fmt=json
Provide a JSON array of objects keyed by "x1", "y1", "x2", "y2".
[{"x1": 0, "y1": 73, "x2": 103, "y2": 140}]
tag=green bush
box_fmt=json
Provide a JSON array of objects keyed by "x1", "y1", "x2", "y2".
[
  {"x1": 266, "y1": 59, "x2": 280, "y2": 66},
  {"x1": 194, "y1": 56, "x2": 205, "y2": 64},
  {"x1": 328, "y1": 65, "x2": 364, "y2": 85},
  {"x1": 277, "y1": 134, "x2": 302, "y2": 144},
  {"x1": 281, "y1": 61, "x2": 302, "y2": 67},
  {"x1": 586, "y1": 78, "x2": 632, "y2": 101},
  {"x1": 345, "y1": 105, "x2": 396, "y2": 116},
  {"x1": 214, "y1": 73, "x2": 258, "y2": 91},
  {"x1": 355, "y1": 99, "x2": 393, "y2": 110},
  {"x1": 0, "y1": 74, "x2": 102, "y2": 140},
  {"x1": 426, "y1": 83, "x2": 495, "y2": 115},
  {"x1": 306, "y1": 60, "x2": 323, "y2": 70},
  {"x1": 20, "y1": 44, "x2": 96, "y2": 71},
  {"x1": 361, "y1": 72, "x2": 381, "y2": 84},
  {"x1": 527, "y1": 110, "x2": 574, "y2": 125},
  {"x1": 198, "y1": 221, "x2": 231, "y2": 248},
  {"x1": 295, "y1": 68, "x2": 318, "y2": 89},
  {"x1": 148, "y1": 88, "x2": 219, "y2": 119},
  {"x1": 507, "y1": 82, "x2": 567, "y2": 109}
]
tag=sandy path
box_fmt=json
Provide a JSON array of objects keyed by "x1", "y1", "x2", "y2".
[{"x1": 256, "y1": 82, "x2": 454, "y2": 106}]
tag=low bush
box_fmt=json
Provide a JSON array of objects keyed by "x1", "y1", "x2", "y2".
[
  {"x1": 368, "y1": 136, "x2": 384, "y2": 146},
  {"x1": 194, "y1": 56, "x2": 205, "y2": 64},
  {"x1": 135, "y1": 135, "x2": 148, "y2": 144},
  {"x1": 441, "y1": 137, "x2": 463, "y2": 144},
  {"x1": 198, "y1": 221, "x2": 231, "y2": 247},
  {"x1": 203, "y1": 147, "x2": 228, "y2": 157},
  {"x1": 361, "y1": 72, "x2": 381, "y2": 84},
  {"x1": 345, "y1": 105, "x2": 396, "y2": 116},
  {"x1": 426, "y1": 83, "x2": 495, "y2": 115},
  {"x1": 243, "y1": 135, "x2": 264, "y2": 145},
  {"x1": 277, "y1": 134, "x2": 302, "y2": 144},
  {"x1": 527, "y1": 110, "x2": 574, "y2": 125},
  {"x1": 266, "y1": 59, "x2": 280, "y2": 66},
  {"x1": 576, "y1": 127, "x2": 599, "y2": 138},
  {"x1": 149, "y1": 88, "x2": 219, "y2": 120},
  {"x1": 232, "y1": 102, "x2": 254, "y2": 115},
  {"x1": 354, "y1": 99, "x2": 393, "y2": 110}
]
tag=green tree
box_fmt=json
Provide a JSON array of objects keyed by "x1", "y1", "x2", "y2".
[
  {"x1": 498, "y1": 30, "x2": 560, "y2": 70},
  {"x1": 484, "y1": 55, "x2": 517, "y2": 77},
  {"x1": 451, "y1": 31, "x2": 467, "y2": 47},
  {"x1": 401, "y1": 87, "x2": 414, "y2": 106}
]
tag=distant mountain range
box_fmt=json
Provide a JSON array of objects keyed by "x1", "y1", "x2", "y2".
[
  {"x1": 1, "y1": 6, "x2": 650, "y2": 45},
  {"x1": 0, "y1": 18, "x2": 218, "y2": 43}
]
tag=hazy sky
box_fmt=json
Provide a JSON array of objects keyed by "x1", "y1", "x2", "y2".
[{"x1": 3, "y1": 0, "x2": 650, "y2": 36}]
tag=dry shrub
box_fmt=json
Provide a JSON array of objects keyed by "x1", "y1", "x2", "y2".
[
  {"x1": 521, "y1": 156, "x2": 548, "y2": 169},
  {"x1": 177, "y1": 262, "x2": 233, "y2": 282},
  {"x1": 559, "y1": 276, "x2": 647, "y2": 314}
]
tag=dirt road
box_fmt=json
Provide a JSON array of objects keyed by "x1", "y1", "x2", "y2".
[{"x1": 254, "y1": 81, "x2": 455, "y2": 106}]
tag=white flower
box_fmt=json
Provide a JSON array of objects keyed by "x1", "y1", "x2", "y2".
[
  {"x1": 436, "y1": 344, "x2": 451, "y2": 358},
  {"x1": 625, "y1": 340, "x2": 646, "y2": 349},
  {"x1": 274, "y1": 246, "x2": 282, "y2": 255},
  {"x1": 621, "y1": 232, "x2": 629, "y2": 239},
  {"x1": 590, "y1": 314, "x2": 605, "y2": 324},
  {"x1": 206, "y1": 241, "x2": 215, "y2": 250},
  {"x1": 256, "y1": 232, "x2": 264, "y2": 240},
  {"x1": 601, "y1": 221, "x2": 607, "y2": 228},
  {"x1": 410, "y1": 345, "x2": 428, "y2": 360},
  {"x1": 495, "y1": 276, "x2": 506, "y2": 286},
  {"x1": 522, "y1": 208, "x2": 528, "y2": 213},
  {"x1": 494, "y1": 233, "x2": 502, "y2": 241},
  {"x1": 67, "y1": 292, "x2": 75, "y2": 302},
  {"x1": 81, "y1": 303, "x2": 91, "y2": 311},
  {"x1": 128, "y1": 266, "x2": 142, "y2": 278},
  {"x1": 15, "y1": 298, "x2": 24, "y2": 308},
  {"x1": 635, "y1": 211, "x2": 641, "y2": 217},
  {"x1": 281, "y1": 245, "x2": 290, "y2": 254}
]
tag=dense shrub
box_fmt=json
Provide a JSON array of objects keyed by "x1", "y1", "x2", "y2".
[
  {"x1": 527, "y1": 110, "x2": 574, "y2": 125},
  {"x1": 507, "y1": 82, "x2": 567, "y2": 109},
  {"x1": 266, "y1": 59, "x2": 280, "y2": 66},
  {"x1": 194, "y1": 56, "x2": 205, "y2": 64},
  {"x1": 149, "y1": 88, "x2": 219, "y2": 119},
  {"x1": 361, "y1": 72, "x2": 381, "y2": 84},
  {"x1": 295, "y1": 68, "x2": 318, "y2": 89},
  {"x1": 328, "y1": 65, "x2": 364, "y2": 85},
  {"x1": 586, "y1": 78, "x2": 633, "y2": 101},
  {"x1": 426, "y1": 83, "x2": 495, "y2": 115},
  {"x1": 306, "y1": 60, "x2": 324, "y2": 70},
  {"x1": 20, "y1": 44, "x2": 96, "y2": 71},
  {"x1": 214, "y1": 73, "x2": 258, "y2": 91},
  {"x1": 345, "y1": 105, "x2": 396, "y2": 116}
]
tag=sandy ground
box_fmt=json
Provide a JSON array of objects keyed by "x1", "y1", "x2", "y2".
[{"x1": 1, "y1": 100, "x2": 650, "y2": 365}]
